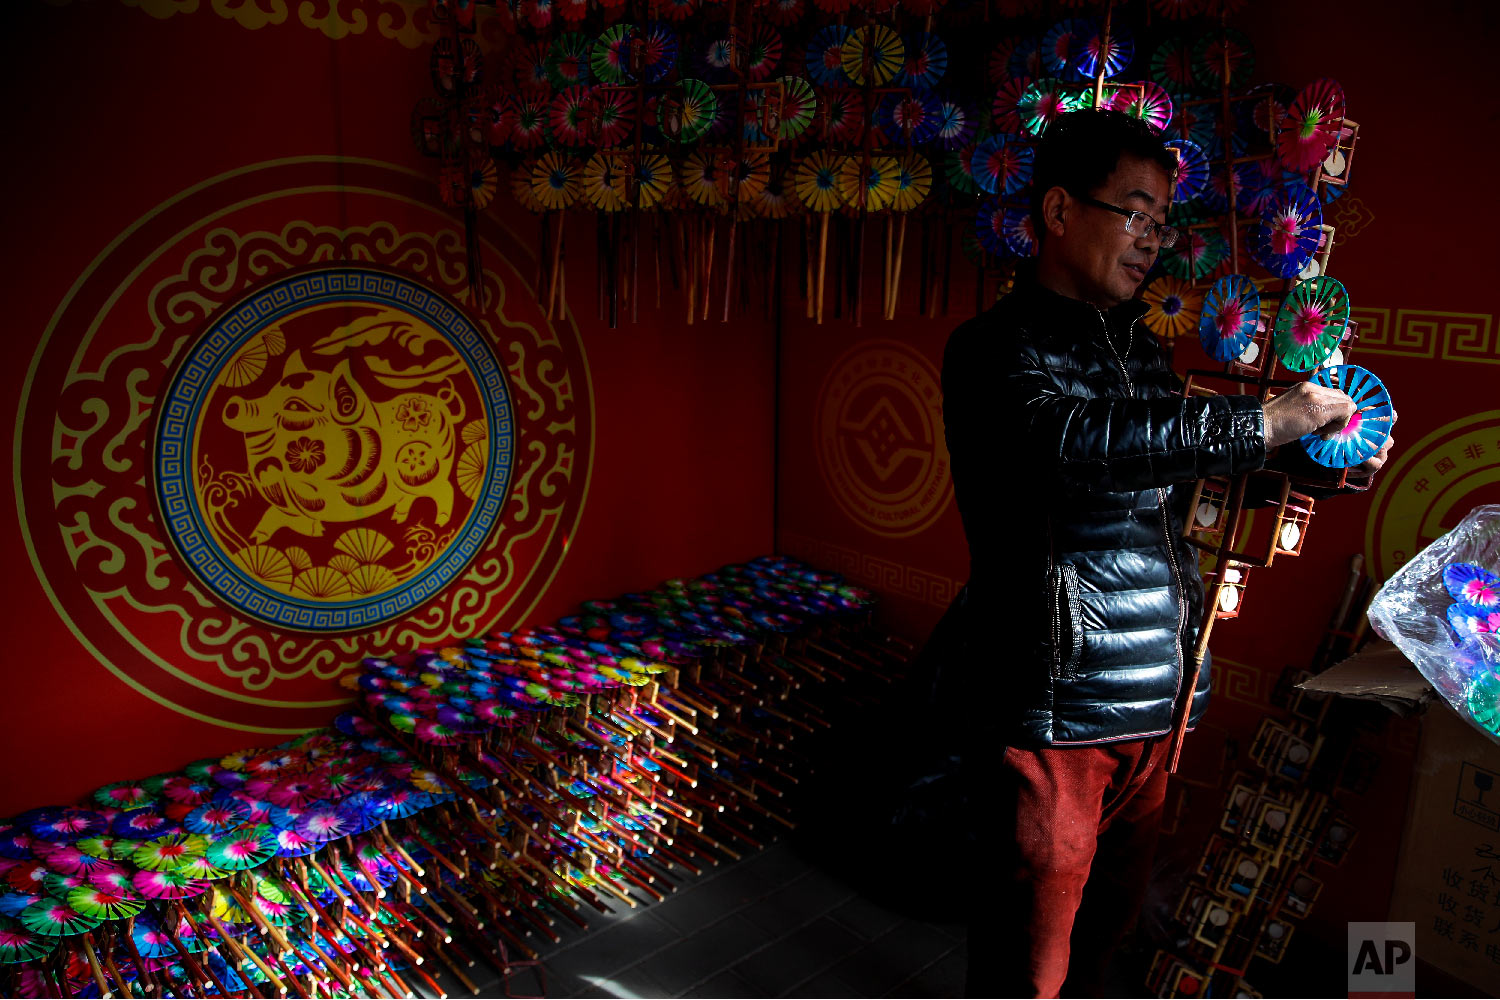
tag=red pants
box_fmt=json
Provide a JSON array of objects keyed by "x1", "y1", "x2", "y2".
[{"x1": 965, "y1": 737, "x2": 1170, "y2": 998}]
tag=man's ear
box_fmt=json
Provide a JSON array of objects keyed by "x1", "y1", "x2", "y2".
[{"x1": 1040, "y1": 186, "x2": 1070, "y2": 238}]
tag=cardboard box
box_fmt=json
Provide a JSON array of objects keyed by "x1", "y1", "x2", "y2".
[
  {"x1": 1303, "y1": 645, "x2": 1500, "y2": 993},
  {"x1": 1386, "y1": 704, "x2": 1500, "y2": 995}
]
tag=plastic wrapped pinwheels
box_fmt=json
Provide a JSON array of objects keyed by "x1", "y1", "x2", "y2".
[{"x1": 1368, "y1": 505, "x2": 1500, "y2": 742}]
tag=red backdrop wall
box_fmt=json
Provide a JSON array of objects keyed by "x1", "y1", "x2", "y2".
[
  {"x1": 1, "y1": 1, "x2": 775, "y2": 814},
  {"x1": 774, "y1": 0, "x2": 1500, "y2": 952}
]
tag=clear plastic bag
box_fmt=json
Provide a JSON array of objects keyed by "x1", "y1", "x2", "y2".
[{"x1": 1367, "y1": 504, "x2": 1500, "y2": 742}]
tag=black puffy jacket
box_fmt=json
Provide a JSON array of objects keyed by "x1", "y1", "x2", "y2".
[{"x1": 935, "y1": 271, "x2": 1266, "y2": 747}]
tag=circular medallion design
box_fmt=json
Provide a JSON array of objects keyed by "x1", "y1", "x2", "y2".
[
  {"x1": 814, "y1": 339, "x2": 952, "y2": 538},
  {"x1": 154, "y1": 267, "x2": 514, "y2": 631},
  {"x1": 17, "y1": 158, "x2": 592, "y2": 731},
  {"x1": 1365, "y1": 410, "x2": 1500, "y2": 582}
]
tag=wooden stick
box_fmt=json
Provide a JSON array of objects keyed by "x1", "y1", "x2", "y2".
[
  {"x1": 815, "y1": 212, "x2": 830, "y2": 324},
  {"x1": 888, "y1": 213, "x2": 908, "y2": 320}
]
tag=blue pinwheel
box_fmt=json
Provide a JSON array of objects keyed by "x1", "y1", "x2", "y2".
[
  {"x1": 1199, "y1": 274, "x2": 1260, "y2": 363},
  {"x1": 1299, "y1": 365, "x2": 1393, "y2": 468},
  {"x1": 1252, "y1": 183, "x2": 1323, "y2": 279}
]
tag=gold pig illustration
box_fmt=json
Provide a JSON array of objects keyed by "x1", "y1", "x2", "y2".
[{"x1": 221, "y1": 340, "x2": 467, "y2": 545}]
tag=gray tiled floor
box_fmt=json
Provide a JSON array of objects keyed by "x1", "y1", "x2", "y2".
[{"x1": 445, "y1": 838, "x2": 967, "y2": 998}]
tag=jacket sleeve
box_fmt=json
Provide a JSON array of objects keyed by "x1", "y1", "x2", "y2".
[
  {"x1": 1242, "y1": 446, "x2": 1371, "y2": 507},
  {"x1": 978, "y1": 333, "x2": 1268, "y2": 493}
]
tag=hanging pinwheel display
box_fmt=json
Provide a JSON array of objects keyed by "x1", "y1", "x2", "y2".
[
  {"x1": 1199, "y1": 273, "x2": 1260, "y2": 362},
  {"x1": 1299, "y1": 365, "x2": 1393, "y2": 468},
  {"x1": 1251, "y1": 182, "x2": 1323, "y2": 278},
  {"x1": 1272, "y1": 276, "x2": 1350, "y2": 371},
  {"x1": 1140, "y1": 275, "x2": 1204, "y2": 343}
]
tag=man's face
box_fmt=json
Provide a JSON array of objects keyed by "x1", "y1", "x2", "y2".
[{"x1": 1042, "y1": 154, "x2": 1173, "y2": 308}]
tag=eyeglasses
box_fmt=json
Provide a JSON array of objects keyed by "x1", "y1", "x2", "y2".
[{"x1": 1072, "y1": 194, "x2": 1181, "y2": 249}]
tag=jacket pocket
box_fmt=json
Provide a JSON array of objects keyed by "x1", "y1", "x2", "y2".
[{"x1": 1046, "y1": 563, "x2": 1085, "y2": 681}]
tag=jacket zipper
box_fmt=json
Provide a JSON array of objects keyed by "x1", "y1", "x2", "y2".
[{"x1": 1097, "y1": 310, "x2": 1189, "y2": 722}]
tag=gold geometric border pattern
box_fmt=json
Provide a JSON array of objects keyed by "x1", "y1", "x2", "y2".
[
  {"x1": 779, "y1": 532, "x2": 960, "y2": 610},
  {"x1": 1352, "y1": 307, "x2": 1498, "y2": 365}
]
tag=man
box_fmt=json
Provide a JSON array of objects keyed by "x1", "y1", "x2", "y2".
[{"x1": 936, "y1": 110, "x2": 1392, "y2": 997}]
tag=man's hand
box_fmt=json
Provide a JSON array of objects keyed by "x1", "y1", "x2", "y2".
[
  {"x1": 1353, "y1": 407, "x2": 1397, "y2": 475},
  {"x1": 1263, "y1": 382, "x2": 1357, "y2": 449}
]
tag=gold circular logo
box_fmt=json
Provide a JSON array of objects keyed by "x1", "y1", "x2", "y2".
[
  {"x1": 814, "y1": 340, "x2": 952, "y2": 538},
  {"x1": 1365, "y1": 409, "x2": 1500, "y2": 582}
]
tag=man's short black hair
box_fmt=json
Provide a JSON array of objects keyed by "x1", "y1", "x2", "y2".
[{"x1": 1028, "y1": 109, "x2": 1177, "y2": 235}]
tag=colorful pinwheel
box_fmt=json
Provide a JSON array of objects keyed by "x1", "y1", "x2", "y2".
[
  {"x1": 1199, "y1": 274, "x2": 1260, "y2": 363},
  {"x1": 1149, "y1": 37, "x2": 1196, "y2": 93},
  {"x1": 1163, "y1": 139, "x2": 1208, "y2": 203},
  {"x1": 932, "y1": 97, "x2": 977, "y2": 150},
  {"x1": 1040, "y1": 18, "x2": 1091, "y2": 81},
  {"x1": 548, "y1": 85, "x2": 596, "y2": 147},
  {"x1": 509, "y1": 89, "x2": 550, "y2": 151},
  {"x1": 545, "y1": 32, "x2": 592, "y2": 89},
  {"x1": 1076, "y1": 23, "x2": 1133, "y2": 79},
  {"x1": 64, "y1": 886, "x2": 144, "y2": 921},
  {"x1": 770, "y1": 76, "x2": 816, "y2": 141},
  {"x1": 890, "y1": 152, "x2": 933, "y2": 213},
  {"x1": 530, "y1": 152, "x2": 583, "y2": 210},
  {"x1": 1273, "y1": 276, "x2": 1350, "y2": 371},
  {"x1": 992, "y1": 74, "x2": 1032, "y2": 134},
  {"x1": 1446, "y1": 565, "x2": 1500, "y2": 610},
  {"x1": 1299, "y1": 365, "x2": 1393, "y2": 468},
  {"x1": 592, "y1": 23, "x2": 635, "y2": 84},
  {"x1": 19, "y1": 899, "x2": 101, "y2": 937},
  {"x1": 1160, "y1": 227, "x2": 1228, "y2": 281},
  {"x1": 744, "y1": 23, "x2": 783, "y2": 82},
  {"x1": 132, "y1": 834, "x2": 208, "y2": 872},
  {"x1": 0, "y1": 920, "x2": 55, "y2": 963},
  {"x1": 970, "y1": 134, "x2": 1033, "y2": 195},
  {"x1": 639, "y1": 21, "x2": 679, "y2": 83},
  {"x1": 1192, "y1": 28, "x2": 1254, "y2": 92},
  {"x1": 898, "y1": 32, "x2": 948, "y2": 91},
  {"x1": 1140, "y1": 276, "x2": 1204, "y2": 343},
  {"x1": 589, "y1": 87, "x2": 636, "y2": 147},
  {"x1": 1017, "y1": 78, "x2": 1081, "y2": 137},
  {"x1": 205, "y1": 826, "x2": 278, "y2": 871},
  {"x1": 1278, "y1": 78, "x2": 1346, "y2": 173},
  {"x1": 837, "y1": 155, "x2": 900, "y2": 212},
  {"x1": 583, "y1": 153, "x2": 629, "y2": 212},
  {"x1": 843, "y1": 25, "x2": 904, "y2": 86},
  {"x1": 878, "y1": 92, "x2": 943, "y2": 145},
  {"x1": 1251, "y1": 184, "x2": 1323, "y2": 279},
  {"x1": 1103, "y1": 80, "x2": 1173, "y2": 133},
  {"x1": 820, "y1": 89, "x2": 865, "y2": 144},
  {"x1": 806, "y1": 25, "x2": 852, "y2": 86}
]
